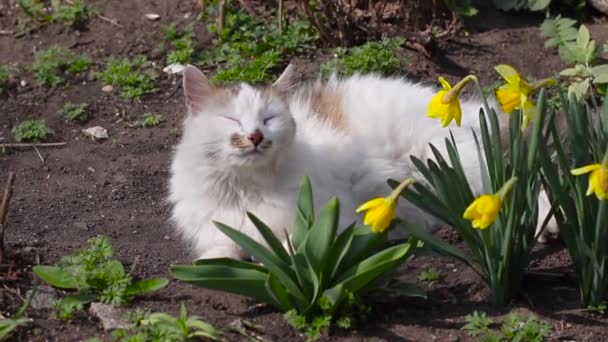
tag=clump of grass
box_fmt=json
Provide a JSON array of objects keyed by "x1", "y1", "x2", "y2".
[
  {"x1": 162, "y1": 23, "x2": 195, "y2": 65},
  {"x1": 418, "y1": 269, "x2": 440, "y2": 282},
  {"x1": 198, "y1": 3, "x2": 318, "y2": 84},
  {"x1": 462, "y1": 310, "x2": 552, "y2": 341},
  {"x1": 31, "y1": 46, "x2": 91, "y2": 86},
  {"x1": 17, "y1": 0, "x2": 96, "y2": 29},
  {"x1": 142, "y1": 113, "x2": 162, "y2": 127},
  {"x1": 58, "y1": 102, "x2": 89, "y2": 123},
  {"x1": 321, "y1": 38, "x2": 406, "y2": 77},
  {"x1": 0, "y1": 64, "x2": 18, "y2": 83},
  {"x1": 106, "y1": 304, "x2": 222, "y2": 341},
  {"x1": 12, "y1": 119, "x2": 49, "y2": 142},
  {"x1": 98, "y1": 56, "x2": 157, "y2": 99}
]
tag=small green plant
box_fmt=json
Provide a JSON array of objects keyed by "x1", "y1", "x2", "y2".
[
  {"x1": 463, "y1": 311, "x2": 551, "y2": 342},
  {"x1": 31, "y1": 46, "x2": 91, "y2": 86},
  {"x1": 17, "y1": 0, "x2": 96, "y2": 28},
  {"x1": 418, "y1": 269, "x2": 440, "y2": 282},
  {"x1": 587, "y1": 303, "x2": 607, "y2": 314},
  {"x1": 163, "y1": 23, "x2": 195, "y2": 65},
  {"x1": 321, "y1": 38, "x2": 406, "y2": 77},
  {"x1": 33, "y1": 236, "x2": 168, "y2": 320},
  {"x1": 199, "y1": 2, "x2": 318, "y2": 83},
  {"x1": 541, "y1": 16, "x2": 608, "y2": 101},
  {"x1": 12, "y1": 119, "x2": 49, "y2": 142},
  {"x1": 212, "y1": 50, "x2": 281, "y2": 84},
  {"x1": 0, "y1": 286, "x2": 34, "y2": 341},
  {"x1": 537, "y1": 92, "x2": 608, "y2": 307},
  {"x1": 110, "y1": 304, "x2": 222, "y2": 342},
  {"x1": 58, "y1": 102, "x2": 89, "y2": 123},
  {"x1": 142, "y1": 113, "x2": 162, "y2": 128},
  {"x1": 462, "y1": 311, "x2": 493, "y2": 337},
  {"x1": 172, "y1": 177, "x2": 424, "y2": 340},
  {"x1": 0, "y1": 64, "x2": 18, "y2": 87},
  {"x1": 98, "y1": 56, "x2": 157, "y2": 99}
]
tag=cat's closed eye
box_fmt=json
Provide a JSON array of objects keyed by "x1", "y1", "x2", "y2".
[
  {"x1": 263, "y1": 116, "x2": 275, "y2": 125},
  {"x1": 221, "y1": 116, "x2": 241, "y2": 124}
]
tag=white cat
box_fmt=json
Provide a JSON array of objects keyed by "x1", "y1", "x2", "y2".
[{"x1": 168, "y1": 65, "x2": 557, "y2": 260}]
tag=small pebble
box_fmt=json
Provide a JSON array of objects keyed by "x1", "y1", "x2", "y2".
[{"x1": 101, "y1": 85, "x2": 113, "y2": 92}]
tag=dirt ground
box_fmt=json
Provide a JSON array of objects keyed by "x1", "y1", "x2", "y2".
[{"x1": 2, "y1": 0, "x2": 608, "y2": 341}]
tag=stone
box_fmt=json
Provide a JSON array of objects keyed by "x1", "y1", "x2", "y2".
[
  {"x1": 144, "y1": 13, "x2": 160, "y2": 21},
  {"x1": 89, "y1": 302, "x2": 131, "y2": 331},
  {"x1": 74, "y1": 221, "x2": 89, "y2": 231},
  {"x1": 101, "y1": 85, "x2": 113, "y2": 92},
  {"x1": 83, "y1": 126, "x2": 109, "y2": 140},
  {"x1": 27, "y1": 285, "x2": 58, "y2": 310}
]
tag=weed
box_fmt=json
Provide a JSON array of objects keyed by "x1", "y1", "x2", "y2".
[
  {"x1": 33, "y1": 236, "x2": 168, "y2": 320},
  {"x1": 17, "y1": 0, "x2": 96, "y2": 29},
  {"x1": 12, "y1": 119, "x2": 49, "y2": 142},
  {"x1": 418, "y1": 269, "x2": 440, "y2": 282},
  {"x1": 108, "y1": 304, "x2": 222, "y2": 341},
  {"x1": 0, "y1": 284, "x2": 34, "y2": 341},
  {"x1": 198, "y1": 2, "x2": 318, "y2": 83},
  {"x1": 587, "y1": 303, "x2": 607, "y2": 314},
  {"x1": 142, "y1": 113, "x2": 162, "y2": 127},
  {"x1": 212, "y1": 50, "x2": 281, "y2": 84},
  {"x1": 462, "y1": 311, "x2": 493, "y2": 337},
  {"x1": 162, "y1": 23, "x2": 195, "y2": 65},
  {"x1": 31, "y1": 46, "x2": 91, "y2": 86},
  {"x1": 58, "y1": 102, "x2": 89, "y2": 123},
  {"x1": 463, "y1": 311, "x2": 551, "y2": 342},
  {"x1": 0, "y1": 64, "x2": 18, "y2": 84},
  {"x1": 321, "y1": 38, "x2": 406, "y2": 77},
  {"x1": 98, "y1": 56, "x2": 157, "y2": 99}
]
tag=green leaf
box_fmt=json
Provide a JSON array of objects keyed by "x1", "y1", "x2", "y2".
[
  {"x1": 214, "y1": 222, "x2": 307, "y2": 302},
  {"x1": 292, "y1": 176, "x2": 314, "y2": 250},
  {"x1": 304, "y1": 197, "x2": 339, "y2": 276},
  {"x1": 395, "y1": 220, "x2": 477, "y2": 270},
  {"x1": 529, "y1": 0, "x2": 550, "y2": 11},
  {"x1": 334, "y1": 239, "x2": 417, "y2": 293},
  {"x1": 591, "y1": 64, "x2": 608, "y2": 84},
  {"x1": 32, "y1": 265, "x2": 81, "y2": 289},
  {"x1": 265, "y1": 273, "x2": 293, "y2": 311},
  {"x1": 568, "y1": 78, "x2": 591, "y2": 102},
  {"x1": 576, "y1": 25, "x2": 590, "y2": 49},
  {"x1": 333, "y1": 225, "x2": 387, "y2": 275},
  {"x1": 125, "y1": 278, "x2": 169, "y2": 296},
  {"x1": 171, "y1": 261, "x2": 282, "y2": 308},
  {"x1": 247, "y1": 212, "x2": 290, "y2": 262}
]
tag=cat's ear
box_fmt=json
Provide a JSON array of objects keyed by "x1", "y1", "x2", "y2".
[
  {"x1": 272, "y1": 63, "x2": 297, "y2": 93},
  {"x1": 182, "y1": 65, "x2": 213, "y2": 114}
]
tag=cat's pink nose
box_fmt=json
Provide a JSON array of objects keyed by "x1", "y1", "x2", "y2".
[{"x1": 247, "y1": 130, "x2": 264, "y2": 147}]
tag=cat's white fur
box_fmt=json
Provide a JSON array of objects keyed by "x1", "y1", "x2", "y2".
[{"x1": 168, "y1": 65, "x2": 557, "y2": 260}]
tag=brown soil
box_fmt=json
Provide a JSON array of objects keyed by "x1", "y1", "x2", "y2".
[{"x1": 1, "y1": 1, "x2": 608, "y2": 341}]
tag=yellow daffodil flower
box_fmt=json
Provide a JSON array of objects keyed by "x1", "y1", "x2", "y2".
[
  {"x1": 463, "y1": 177, "x2": 517, "y2": 230},
  {"x1": 356, "y1": 178, "x2": 415, "y2": 233},
  {"x1": 571, "y1": 163, "x2": 608, "y2": 200},
  {"x1": 427, "y1": 75, "x2": 477, "y2": 127},
  {"x1": 494, "y1": 64, "x2": 554, "y2": 129}
]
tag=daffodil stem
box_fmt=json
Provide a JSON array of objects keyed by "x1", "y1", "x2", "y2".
[
  {"x1": 388, "y1": 178, "x2": 415, "y2": 202},
  {"x1": 497, "y1": 177, "x2": 518, "y2": 200},
  {"x1": 442, "y1": 75, "x2": 477, "y2": 104},
  {"x1": 601, "y1": 148, "x2": 608, "y2": 167},
  {"x1": 470, "y1": 76, "x2": 492, "y2": 120},
  {"x1": 527, "y1": 78, "x2": 555, "y2": 91}
]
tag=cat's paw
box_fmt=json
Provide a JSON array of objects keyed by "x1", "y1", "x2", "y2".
[{"x1": 197, "y1": 246, "x2": 245, "y2": 260}]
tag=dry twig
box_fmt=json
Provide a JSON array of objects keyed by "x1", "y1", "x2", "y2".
[
  {"x1": 97, "y1": 14, "x2": 122, "y2": 27},
  {"x1": 0, "y1": 142, "x2": 67, "y2": 150},
  {"x1": 0, "y1": 172, "x2": 16, "y2": 264}
]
